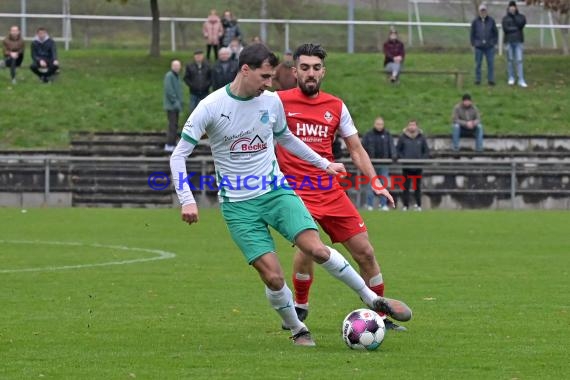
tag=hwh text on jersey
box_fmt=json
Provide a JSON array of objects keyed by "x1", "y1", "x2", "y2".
[{"x1": 296, "y1": 123, "x2": 329, "y2": 138}]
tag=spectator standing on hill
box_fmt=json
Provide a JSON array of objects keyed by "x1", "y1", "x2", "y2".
[
  {"x1": 451, "y1": 93, "x2": 484, "y2": 152},
  {"x1": 272, "y1": 50, "x2": 296, "y2": 90},
  {"x1": 362, "y1": 117, "x2": 395, "y2": 211},
  {"x1": 470, "y1": 3, "x2": 498, "y2": 86},
  {"x1": 383, "y1": 28, "x2": 405, "y2": 83},
  {"x1": 212, "y1": 47, "x2": 238, "y2": 90},
  {"x1": 203, "y1": 9, "x2": 224, "y2": 61},
  {"x1": 2, "y1": 25, "x2": 25, "y2": 84},
  {"x1": 396, "y1": 120, "x2": 429, "y2": 211},
  {"x1": 502, "y1": 1, "x2": 527, "y2": 87},
  {"x1": 229, "y1": 37, "x2": 244, "y2": 61},
  {"x1": 163, "y1": 59, "x2": 184, "y2": 152},
  {"x1": 30, "y1": 27, "x2": 59, "y2": 83},
  {"x1": 220, "y1": 10, "x2": 242, "y2": 48},
  {"x1": 184, "y1": 50, "x2": 212, "y2": 113}
]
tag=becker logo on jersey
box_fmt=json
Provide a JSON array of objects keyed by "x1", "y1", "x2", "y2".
[{"x1": 229, "y1": 135, "x2": 268, "y2": 160}]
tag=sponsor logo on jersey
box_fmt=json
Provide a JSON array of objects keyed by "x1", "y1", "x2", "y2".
[
  {"x1": 287, "y1": 112, "x2": 302, "y2": 117},
  {"x1": 220, "y1": 112, "x2": 231, "y2": 121},
  {"x1": 223, "y1": 128, "x2": 255, "y2": 142},
  {"x1": 324, "y1": 111, "x2": 333, "y2": 123},
  {"x1": 295, "y1": 122, "x2": 329, "y2": 143},
  {"x1": 259, "y1": 110, "x2": 270, "y2": 124},
  {"x1": 229, "y1": 134, "x2": 268, "y2": 160}
]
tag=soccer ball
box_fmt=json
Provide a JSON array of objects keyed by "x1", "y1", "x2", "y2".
[{"x1": 341, "y1": 308, "x2": 385, "y2": 350}]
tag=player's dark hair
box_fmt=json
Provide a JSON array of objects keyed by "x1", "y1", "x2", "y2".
[
  {"x1": 293, "y1": 43, "x2": 327, "y2": 62},
  {"x1": 238, "y1": 43, "x2": 279, "y2": 70}
]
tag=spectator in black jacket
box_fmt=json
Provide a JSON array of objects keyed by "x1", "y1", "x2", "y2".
[
  {"x1": 220, "y1": 10, "x2": 242, "y2": 48},
  {"x1": 29, "y1": 27, "x2": 59, "y2": 83},
  {"x1": 396, "y1": 120, "x2": 429, "y2": 211},
  {"x1": 502, "y1": 1, "x2": 527, "y2": 87},
  {"x1": 183, "y1": 50, "x2": 212, "y2": 112},
  {"x1": 470, "y1": 4, "x2": 498, "y2": 86},
  {"x1": 211, "y1": 47, "x2": 238, "y2": 91},
  {"x1": 362, "y1": 117, "x2": 395, "y2": 211}
]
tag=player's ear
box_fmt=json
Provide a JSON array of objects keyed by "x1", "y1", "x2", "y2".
[
  {"x1": 292, "y1": 66, "x2": 298, "y2": 79},
  {"x1": 241, "y1": 64, "x2": 249, "y2": 76},
  {"x1": 322, "y1": 66, "x2": 326, "y2": 78}
]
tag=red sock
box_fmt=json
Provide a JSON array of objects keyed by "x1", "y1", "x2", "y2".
[
  {"x1": 292, "y1": 273, "x2": 313, "y2": 306},
  {"x1": 369, "y1": 283, "x2": 384, "y2": 297}
]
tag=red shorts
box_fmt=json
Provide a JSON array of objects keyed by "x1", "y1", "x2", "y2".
[{"x1": 297, "y1": 189, "x2": 366, "y2": 243}]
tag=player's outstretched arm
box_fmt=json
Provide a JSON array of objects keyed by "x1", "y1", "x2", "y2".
[
  {"x1": 344, "y1": 134, "x2": 395, "y2": 207},
  {"x1": 275, "y1": 127, "x2": 339, "y2": 172}
]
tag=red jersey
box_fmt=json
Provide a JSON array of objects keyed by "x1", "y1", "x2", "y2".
[{"x1": 276, "y1": 88, "x2": 358, "y2": 195}]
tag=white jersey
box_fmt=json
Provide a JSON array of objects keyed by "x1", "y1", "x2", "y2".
[{"x1": 171, "y1": 85, "x2": 329, "y2": 204}]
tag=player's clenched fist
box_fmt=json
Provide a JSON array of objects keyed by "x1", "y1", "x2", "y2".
[{"x1": 181, "y1": 203, "x2": 199, "y2": 225}]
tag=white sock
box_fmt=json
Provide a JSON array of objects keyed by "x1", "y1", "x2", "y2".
[
  {"x1": 320, "y1": 247, "x2": 377, "y2": 306},
  {"x1": 369, "y1": 273, "x2": 383, "y2": 287},
  {"x1": 265, "y1": 284, "x2": 306, "y2": 335}
]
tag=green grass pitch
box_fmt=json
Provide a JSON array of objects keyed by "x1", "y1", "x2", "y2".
[{"x1": 0, "y1": 208, "x2": 568, "y2": 379}]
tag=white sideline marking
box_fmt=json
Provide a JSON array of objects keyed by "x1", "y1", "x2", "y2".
[{"x1": 0, "y1": 240, "x2": 176, "y2": 273}]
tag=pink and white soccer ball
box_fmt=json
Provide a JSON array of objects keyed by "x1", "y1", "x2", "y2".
[{"x1": 341, "y1": 308, "x2": 386, "y2": 350}]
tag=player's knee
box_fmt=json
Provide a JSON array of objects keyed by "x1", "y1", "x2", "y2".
[
  {"x1": 264, "y1": 273, "x2": 285, "y2": 290},
  {"x1": 304, "y1": 245, "x2": 329, "y2": 264},
  {"x1": 353, "y1": 245, "x2": 376, "y2": 267}
]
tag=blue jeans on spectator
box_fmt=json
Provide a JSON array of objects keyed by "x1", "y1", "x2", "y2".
[
  {"x1": 474, "y1": 46, "x2": 495, "y2": 84},
  {"x1": 367, "y1": 165, "x2": 390, "y2": 208},
  {"x1": 452, "y1": 123, "x2": 484, "y2": 152},
  {"x1": 506, "y1": 42, "x2": 525, "y2": 84},
  {"x1": 190, "y1": 93, "x2": 208, "y2": 113},
  {"x1": 385, "y1": 62, "x2": 402, "y2": 78}
]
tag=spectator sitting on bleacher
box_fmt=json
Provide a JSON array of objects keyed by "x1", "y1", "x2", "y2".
[
  {"x1": 396, "y1": 120, "x2": 429, "y2": 212},
  {"x1": 30, "y1": 27, "x2": 59, "y2": 83},
  {"x1": 2, "y1": 25, "x2": 25, "y2": 85},
  {"x1": 451, "y1": 93, "x2": 484, "y2": 152},
  {"x1": 383, "y1": 28, "x2": 405, "y2": 83},
  {"x1": 211, "y1": 47, "x2": 238, "y2": 91},
  {"x1": 362, "y1": 117, "x2": 395, "y2": 211}
]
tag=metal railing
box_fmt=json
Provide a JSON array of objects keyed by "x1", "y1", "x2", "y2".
[
  {"x1": 1, "y1": 155, "x2": 568, "y2": 209},
  {"x1": 1, "y1": 12, "x2": 569, "y2": 54}
]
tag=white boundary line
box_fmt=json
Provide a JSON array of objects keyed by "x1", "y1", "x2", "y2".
[{"x1": 0, "y1": 240, "x2": 176, "y2": 274}]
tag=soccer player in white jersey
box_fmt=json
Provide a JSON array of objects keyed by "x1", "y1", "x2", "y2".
[{"x1": 170, "y1": 43, "x2": 411, "y2": 347}]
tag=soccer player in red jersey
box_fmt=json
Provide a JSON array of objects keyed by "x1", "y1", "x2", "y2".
[{"x1": 276, "y1": 43, "x2": 407, "y2": 331}]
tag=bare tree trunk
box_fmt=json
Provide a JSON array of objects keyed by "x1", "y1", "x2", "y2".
[{"x1": 150, "y1": 0, "x2": 160, "y2": 57}]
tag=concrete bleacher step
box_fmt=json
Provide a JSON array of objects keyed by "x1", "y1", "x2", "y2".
[{"x1": 69, "y1": 131, "x2": 212, "y2": 157}]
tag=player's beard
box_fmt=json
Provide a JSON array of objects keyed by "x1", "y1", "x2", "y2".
[{"x1": 299, "y1": 78, "x2": 321, "y2": 97}]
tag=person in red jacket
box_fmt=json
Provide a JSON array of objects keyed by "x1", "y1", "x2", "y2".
[{"x1": 383, "y1": 28, "x2": 405, "y2": 83}]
